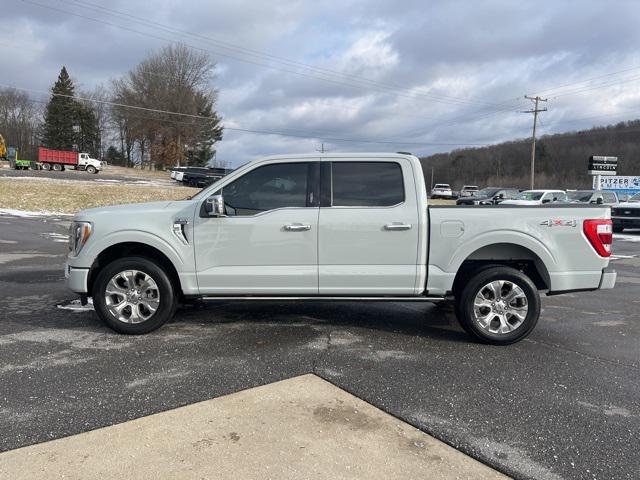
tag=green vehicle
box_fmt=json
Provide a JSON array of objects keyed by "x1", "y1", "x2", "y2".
[{"x1": 7, "y1": 147, "x2": 35, "y2": 170}]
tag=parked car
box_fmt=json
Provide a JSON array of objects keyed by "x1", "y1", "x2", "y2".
[
  {"x1": 65, "y1": 152, "x2": 616, "y2": 345},
  {"x1": 611, "y1": 192, "x2": 640, "y2": 232},
  {"x1": 456, "y1": 187, "x2": 520, "y2": 205},
  {"x1": 431, "y1": 183, "x2": 453, "y2": 199},
  {"x1": 565, "y1": 190, "x2": 619, "y2": 206},
  {"x1": 501, "y1": 190, "x2": 566, "y2": 205},
  {"x1": 459, "y1": 185, "x2": 479, "y2": 197}
]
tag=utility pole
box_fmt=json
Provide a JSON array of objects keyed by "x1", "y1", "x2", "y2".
[
  {"x1": 317, "y1": 143, "x2": 327, "y2": 153},
  {"x1": 523, "y1": 95, "x2": 547, "y2": 189}
]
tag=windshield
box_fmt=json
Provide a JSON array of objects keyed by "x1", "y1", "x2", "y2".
[
  {"x1": 476, "y1": 188, "x2": 501, "y2": 197},
  {"x1": 462, "y1": 186, "x2": 478, "y2": 190},
  {"x1": 514, "y1": 191, "x2": 544, "y2": 201},
  {"x1": 566, "y1": 191, "x2": 594, "y2": 202},
  {"x1": 434, "y1": 184, "x2": 450, "y2": 189},
  {"x1": 629, "y1": 192, "x2": 640, "y2": 202}
]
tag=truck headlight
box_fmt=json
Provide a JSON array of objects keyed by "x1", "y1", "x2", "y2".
[{"x1": 69, "y1": 221, "x2": 92, "y2": 255}]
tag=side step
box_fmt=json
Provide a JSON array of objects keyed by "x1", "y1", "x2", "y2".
[{"x1": 199, "y1": 296, "x2": 450, "y2": 302}]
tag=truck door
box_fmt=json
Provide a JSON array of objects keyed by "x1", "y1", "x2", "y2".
[
  {"x1": 193, "y1": 160, "x2": 320, "y2": 294},
  {"x1": 318, "y1": 158, "x2": 419, "y2": 295}
]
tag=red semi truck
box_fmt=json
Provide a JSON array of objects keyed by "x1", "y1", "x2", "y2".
[{"x1": 38, "y1": 147, "x2": 102, "y2": 174}]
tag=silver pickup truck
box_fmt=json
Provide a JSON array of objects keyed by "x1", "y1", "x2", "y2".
[{"x1": 65, "y1": 153, "x2": 616, "y2": 345}]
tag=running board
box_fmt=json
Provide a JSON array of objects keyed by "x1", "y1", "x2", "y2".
[{"x1": 199, "y1": 296, "x2": 450, "y2": 302}]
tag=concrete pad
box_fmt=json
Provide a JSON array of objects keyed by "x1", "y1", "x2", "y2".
[{"x1": 0, "y1": 374, "x2": 506, "y2": 479}]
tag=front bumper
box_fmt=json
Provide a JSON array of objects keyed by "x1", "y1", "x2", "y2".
[
  {"x1": 599, "y1": 267, "x2": 617, "y2": 289},
  {"x1": 65, "y1": 263, "x2": 90, "y2": 293}
]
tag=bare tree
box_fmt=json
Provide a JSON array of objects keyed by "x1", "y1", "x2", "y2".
[
  {"x1": 0, "y1": 88, "x2": 42, "y2": 160},
  {"x1": 110, "y1": 44, "x2": 223, "y2": 169}
]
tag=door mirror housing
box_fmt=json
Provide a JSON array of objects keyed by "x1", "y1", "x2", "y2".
[
  {"x1": 542, "y1": 198, "x2": 551, "y2": 204},
  {"x1": 205, "y1": 194, "x2": 226, "y2": 217},
  {"x1": 595, "y1": 196, "x2": 604, "y2": 205}
]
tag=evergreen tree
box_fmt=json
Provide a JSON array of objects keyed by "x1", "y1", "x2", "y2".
[
  {"x1": 42, "y1": 67, "x2": 77, "y2": 150},
  {"x1": 192, "y1": 94, "x2": 223, "y2": 166},
  {"x1": 75, "y1": 102, "x2": 100, "y2": 157}
]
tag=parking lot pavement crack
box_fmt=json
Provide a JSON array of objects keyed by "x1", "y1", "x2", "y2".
[
  {"x1": 525, "y1": 338, "x2": 639, "y2": 370},
  {"x1": 311, "y1": 329, "x2": 333, "y2": 376}
]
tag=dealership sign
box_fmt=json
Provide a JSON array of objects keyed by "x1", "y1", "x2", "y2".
[
  {"x1": 594, "y1": 175, "x2": 640, "y2": 195},
  {"x1": 588, "y1": 155, "x2": 617, "y2": 176}
]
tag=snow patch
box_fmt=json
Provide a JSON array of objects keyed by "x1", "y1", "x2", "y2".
[
  {"x1": 40, "y1": 232, "x2": 69, "y2": 243},
  {"x1": 0, "y1": 208, "x2": 72, "y2": 218},
  {"x1": 57, "y1": 298, "x2": 94, "y2": 312}
]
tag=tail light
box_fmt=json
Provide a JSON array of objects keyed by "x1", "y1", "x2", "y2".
[{"x1": 583, "y1": 219, "x2": 612, "y2": 257}]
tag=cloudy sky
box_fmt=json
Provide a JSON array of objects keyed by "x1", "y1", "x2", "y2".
[{"x1": 3, "y1": 0, "x2": 640, "y2": 166}]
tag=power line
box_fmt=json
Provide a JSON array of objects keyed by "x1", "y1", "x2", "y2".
[
  {"x1": 61, "y1": 0, "x2": 515, "y2": 108},
  {"x1": 21, "y1": 0, "x2": 516, "y2": 110},
  {"x1": 532, "y1": 64, "x2": 640, "y2": 97},
  {"x1": 0, "y1": 82, "x2": 495, "y2": 147}
]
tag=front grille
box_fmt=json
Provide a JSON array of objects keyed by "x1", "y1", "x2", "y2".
[{"x1": 613, "y1": 208, "x2": 640, "y2": 217}]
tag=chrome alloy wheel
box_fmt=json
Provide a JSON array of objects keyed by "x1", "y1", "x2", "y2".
[
  {"x1": 104, "y1": 270, "x2": 160, "y2": 324},
  {"x1": 473, "y1": 280, "x2": 528, "y2": 334}
]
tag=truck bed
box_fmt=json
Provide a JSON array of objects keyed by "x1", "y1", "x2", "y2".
[{"x1": 426, "y1": 203, "x2": 612, "y2": 296}]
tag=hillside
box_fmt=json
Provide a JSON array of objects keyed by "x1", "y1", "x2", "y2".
[{"x1": 419, "y1": 120, "x2": 640, "y2": 190}]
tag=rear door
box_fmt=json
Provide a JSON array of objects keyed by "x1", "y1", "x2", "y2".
[{"x1": 318, "y1": 158, "x2": 420, "y2": 295}]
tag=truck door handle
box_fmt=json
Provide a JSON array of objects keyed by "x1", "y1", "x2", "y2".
[
  {"x1": 384, "y1": 223, "x2": 412, "y2": 231},
  {"x1": 284, "y1": 223, "x2": 311, "y2": 232}
]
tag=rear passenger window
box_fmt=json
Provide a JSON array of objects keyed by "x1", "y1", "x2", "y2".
[{"x1": 331, "y1": 162, "x2": 404, "y2": 207}]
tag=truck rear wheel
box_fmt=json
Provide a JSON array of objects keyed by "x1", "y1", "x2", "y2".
[
  {"x1": 42, "y1": 163, "x2": 51, "y2": 170},
  {"x1": 92, "y1": 256, "x2": 178, "y2": 334},
  {"x1": 52, "y1": 163, "x2": 62, "y2": 171},
  {"x1": 455, "y1": 266, "x2": 540, "y2": 345}
]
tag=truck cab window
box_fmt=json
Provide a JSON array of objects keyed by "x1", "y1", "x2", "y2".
[
  {"x1": 221, "y1": 162, "x2": 309, "y2": 216},
  {"x1": 331, "y1": 162, "x2": 404, "y2": 207}
]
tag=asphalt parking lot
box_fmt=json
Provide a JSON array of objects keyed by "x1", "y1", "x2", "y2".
[{"x1": 0, "y1": 213, "x2": 638, "y2": 480}]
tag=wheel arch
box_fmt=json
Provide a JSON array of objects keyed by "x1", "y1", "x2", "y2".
[
  {"x1": 88, "y1": 242, "x2": 183, "y2": 297},
  {"x1": 452, "y1": 242, "x2": 551, "y2": 295}
]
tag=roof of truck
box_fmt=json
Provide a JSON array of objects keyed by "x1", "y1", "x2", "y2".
[{"x1": 258, "y1": 152, "x2": 418, "y2": 161}]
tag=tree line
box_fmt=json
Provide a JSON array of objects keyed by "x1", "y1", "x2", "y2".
[
  {"x1": 0, "y1": 44, "x2": 223, "y2": 169},
  {"x1": 420, "y1": 120, "x2": 640, "y2": 190}
]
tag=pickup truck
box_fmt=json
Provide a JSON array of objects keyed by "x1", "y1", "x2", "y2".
[{"x1": 65, "y1": 153, "x2": 616, "y2": 345}]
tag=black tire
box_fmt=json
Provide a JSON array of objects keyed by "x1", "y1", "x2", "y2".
[
  {"x1": 52, "y1": 163, "x2": 62, "y2": 171},
  {"x1": 455, "y1": 266, "x2": 540, "y2": 345},
  {"x1": 613, "y1": 224, "x2": 624, "y2": 233},
  {"x1": 42, "y1": 163, "x2": 51, "y2": 170},
  {"x1": 86, "y1": 165, "x2": 97, "y2": 174},
  {"x1": 92, "y1": 256, "x2": 178, "y2": 334}
]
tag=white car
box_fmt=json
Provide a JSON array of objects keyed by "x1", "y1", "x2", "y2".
[
  {"x1": 501, "y1": 190, "x2": 566, "y2": 205},
  {"x1": 459, "y1": 185, "x2": 479, "y2": 197},
  {"x1": 431, "y1": 183, "x2": 453, "y2": 199}
]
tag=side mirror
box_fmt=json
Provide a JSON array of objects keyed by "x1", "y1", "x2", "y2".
[
  {"x1": 542, "y1": 198, "x2": 551, "y2": 204},
  {"x1": 205, "y1": 194, "x2": 226, "y2": 217},
  {"x1": 596, "y1": 197, "x2": 604, "y2": 205}
]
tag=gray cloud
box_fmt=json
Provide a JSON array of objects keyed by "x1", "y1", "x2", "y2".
[{"x1": 2, "y1": 0, "x2": 640, "y2": 165}]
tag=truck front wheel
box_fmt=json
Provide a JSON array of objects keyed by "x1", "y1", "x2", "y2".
[
  {"x1": 86, "y1": 165, "x2": 97, "y2": 174},
  {"x1": 455, "y1": 266, "x2": 540, "y2": 345},
  {"x1": 92, "y1": 256, "x2": 178, "y2": 334}
]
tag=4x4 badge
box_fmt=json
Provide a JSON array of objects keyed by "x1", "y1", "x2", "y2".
[{"x1": 540, "y1": 219, "x2": 577, "y2": 227}]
